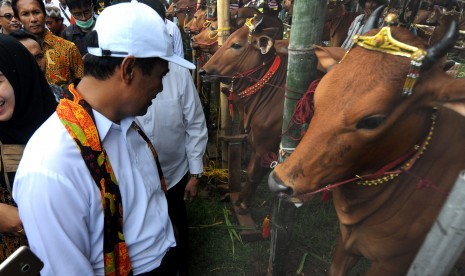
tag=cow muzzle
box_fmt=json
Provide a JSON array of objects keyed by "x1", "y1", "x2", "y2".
[
  {"x1": 268, "y1": 171, "x2": 293, "y2": 196},
  {"x1": 268, "y1": 171, "x2": 315, "y2": 206},
  {"x1": 199, "y1": 68, "x2": 217, "y2": 82}
]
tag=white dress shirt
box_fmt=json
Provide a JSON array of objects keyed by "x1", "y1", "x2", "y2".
[
  {"x1": 139, "y1": 63, "x2": 208, "y2": 189},
  {"x1": 165, "y1": 19, "x2": 185, "y2": 58},
  {"x1": 13, "y1": 110, "x2": 175, "y2": 276},
  {"x1": 58, "y1": 3, "x2": 72, "y2": 26}
]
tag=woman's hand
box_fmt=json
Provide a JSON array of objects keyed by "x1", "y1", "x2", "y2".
[{"x1": 0, "y1": 203, "x2": 24, "y2": 236}]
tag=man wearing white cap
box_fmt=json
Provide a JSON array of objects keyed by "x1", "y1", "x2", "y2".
[{"x1": 13, "y1": 1, "x2": 195, "y2": 275}]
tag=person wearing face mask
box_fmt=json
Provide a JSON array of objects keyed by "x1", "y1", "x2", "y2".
[{"x1": 61, "y1": 0, "x2": 96, "y2": 56}]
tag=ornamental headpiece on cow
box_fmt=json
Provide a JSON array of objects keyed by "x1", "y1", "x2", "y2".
[
  {"x1": 349, "y1": 4, "x2": 459, "y2": 96},
  {"x1": 245, "y1": 14, "x2": 264, "y2": 44}
]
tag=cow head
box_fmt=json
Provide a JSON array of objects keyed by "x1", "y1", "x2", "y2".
[
  {"x1": 185, "y1": 7, "x2": 208, "y2": 34},
  {"x1": 268, "y1": 17, "x2": 465, "y2": 204},
  {"x1": 200, "y1": 13, "x2": 283, "y2": 83},
  {"x1": 191, "y1": 21, "x2": 219, "y2": 54},
  {"x1": 191, "y1": 7, "x2": 261, "y2": 54}
]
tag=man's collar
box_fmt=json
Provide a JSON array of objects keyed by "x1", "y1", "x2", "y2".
[
  {"x1": 42, "y1": 29, "x2": 53, "y2": 47},
  {"x1": 93, "y1": 110, "x2": 136, "y2": 141}
]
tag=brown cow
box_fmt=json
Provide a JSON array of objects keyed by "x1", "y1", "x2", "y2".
[
  {"x1": 198, "y1": 13, "x2": 346, "y2": 213},
  {"x1": 191, "y1": 7, "x2": 262, "y2": 54},
  {"x1": 191, "y1": 21, "x2": 219, "y2": 54},
  {"x1": 166, "y1": 0, "x2": 197, "y2": 29},
  {"x1": 184, "y1": 6, "x2": 208, "y2": 34},
  {"x1": 199, "y1": 13, "x2": 286, "y2": 212},
  {"x1": 268, "y1": 9, "x2": 465, "y2": 276}
]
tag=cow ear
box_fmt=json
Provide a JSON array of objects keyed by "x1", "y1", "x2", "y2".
[
  {"x1": 274, "y1": 39, "x2": 289, "y2": 55},
  {"x1": 314, "y1": 45, "x2": 347, "y2": 72},
  {"x1": 428, "y1": 73, "x2": 465, "y2": 117},
  {"x1": 254, "y1": 35, "x2": 274, "y2": 54}
]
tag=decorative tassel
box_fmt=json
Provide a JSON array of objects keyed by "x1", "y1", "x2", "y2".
[
  {"x1": 228, "y1": 91, "x2": 235, "y2": 118},
  {"x1": 262, "y1": 215, "x2": 270, "y2": 238},
  {"x1": 403, "y1": 60, "x2": 422, "y2": 96},
  {"x1": 321, "y1": 189, "x2": 332, "y2": 203}
]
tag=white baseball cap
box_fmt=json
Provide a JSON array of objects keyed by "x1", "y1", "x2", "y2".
[{"x1": 87, "y1": 0, "x2": 195, "y2": 70}]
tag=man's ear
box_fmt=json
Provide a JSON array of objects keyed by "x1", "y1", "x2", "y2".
[{"x1": 120, "y1": 56, "x2": 136, "y2": 84}]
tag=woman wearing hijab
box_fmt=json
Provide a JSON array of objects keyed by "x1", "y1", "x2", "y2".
[{"x1": 0, "y1": 34, "x2": 57, "y2": 262}]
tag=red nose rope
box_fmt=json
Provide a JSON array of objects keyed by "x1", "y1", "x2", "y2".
[{"x1": 289, "y1": 112, "x2": 449, "y2": 202}]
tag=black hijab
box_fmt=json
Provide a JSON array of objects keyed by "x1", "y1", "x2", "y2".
[{"x1": 0, "y1": 34, "x2": 57, "y2": 144}]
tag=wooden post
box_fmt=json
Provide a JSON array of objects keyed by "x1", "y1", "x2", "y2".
[
  {"x1": 268, "y1": 0, "x2": 327, "y2": 275},
  {"x1": 407, "y1": 170, "x2": 465, "y2": 276},
  {"x1": 216, "y1": 0, "x2": 231, "y2": 170}
]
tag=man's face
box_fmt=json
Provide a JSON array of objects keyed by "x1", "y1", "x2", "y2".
[
  {"x1": 122, "y1": 59, "x2": 169, "y2": 118},
  {"x1": 69, "y1": 5, "x2": 93, "y2": 22},
  {"x1": 20, "y1": 38, "x2": 45, "y2": 74},
  {"x1": 0, "y1": 6, "x2": 20, "y2": 34},
  {"x1": 16, "y1": 0, "x2": 45, "y2": 36},
  {"x1": 45, "y1": 16, "x2": 61, "y2": 35}
]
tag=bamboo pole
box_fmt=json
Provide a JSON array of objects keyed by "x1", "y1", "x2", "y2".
[
  {"x1": 217, "y1": 0, "x2": 231, "y2": 170},
  {"x1": 268, "y1": 0, "x2": 327, "y2": 275}
]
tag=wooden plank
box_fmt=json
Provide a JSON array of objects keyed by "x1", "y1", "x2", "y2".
[
  {"x1": 407, "y1": 170, "x2": 465, "y2": 276},
  {"x1": 228, "y1": 141, "x2": 242, "y2": 192},
  {"x1": 230, "y1": 192, "x2": 263, "y2": 242}
]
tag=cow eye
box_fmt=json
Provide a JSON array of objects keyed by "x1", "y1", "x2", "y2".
[
  {"x1": 356, "y1": 115, "x2": 386, "y2": 130},
  {"x1": 231, "y1": 43, "x2": 242, "y2": 49}
]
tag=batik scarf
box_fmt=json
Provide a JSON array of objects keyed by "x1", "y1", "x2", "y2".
[{"x1": 57, "y1": 83, "x2": 132, "y2": 276}]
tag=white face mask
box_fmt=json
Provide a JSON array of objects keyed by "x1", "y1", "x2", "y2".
[{"x1": 75, "y1": 16, "x2": 95, "y2": 29}]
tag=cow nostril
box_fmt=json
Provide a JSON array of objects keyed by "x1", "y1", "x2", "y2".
[
  {"x1": 268, "y1": 171, "x2": 293, "y2": 196},
  {"x1": 198, "y1": 68, "x2": 206, "y2": 76}
]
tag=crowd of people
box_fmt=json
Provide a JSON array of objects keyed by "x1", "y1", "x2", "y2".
[{"x1": 0, "y1": 0, "x2": 207, "y2": 275}]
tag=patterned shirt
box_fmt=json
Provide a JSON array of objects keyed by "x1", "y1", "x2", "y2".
[{"x1": 42, "y1": 29, "x2": 84, "y2": 87}]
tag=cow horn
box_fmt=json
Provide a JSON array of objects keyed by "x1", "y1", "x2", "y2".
[
  {"x1": 406, "y1": 0, "x2": 422, "y2": 29},
  {"x1": 361, "y1": 5, "x2": 386, "y2": 34},
  {"x1": 398, "y1": 0, "x2": 409, "y2": 25},
  {"x1": 422, "y1": 20, "x2": 459, "y2": 70}
]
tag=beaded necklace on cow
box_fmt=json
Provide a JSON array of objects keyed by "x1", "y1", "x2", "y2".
[
  {"x1": 355, "y1": 112, "x2": 435, "y2": 186},
  {"x1": 235, "y1": 55, "x2": 281, "y2": 99}
]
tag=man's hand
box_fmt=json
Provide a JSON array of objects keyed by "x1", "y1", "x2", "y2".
[{"x1": 184, "y1": 177, "x2": 200, "y2": 202}]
